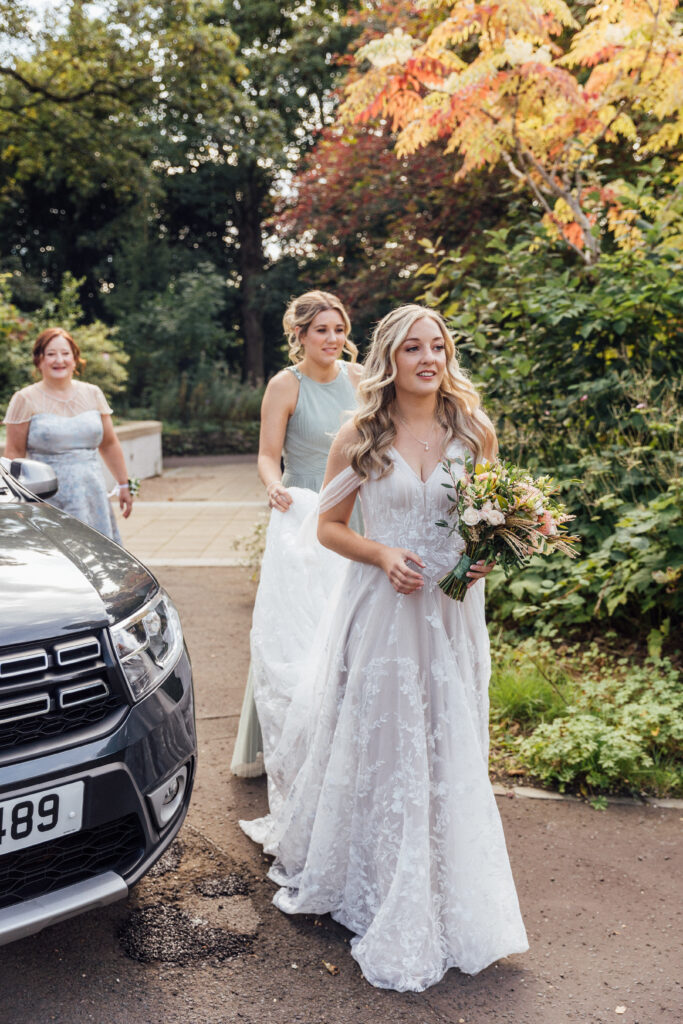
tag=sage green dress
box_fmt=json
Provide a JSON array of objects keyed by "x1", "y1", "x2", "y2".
[{"x1": 231, "y1": 362, "x2": 360, "y2": 777}]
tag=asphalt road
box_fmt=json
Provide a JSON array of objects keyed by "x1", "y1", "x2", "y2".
[{"x1": 1, "y1": 567, "x2": 681, "y2": 1024}]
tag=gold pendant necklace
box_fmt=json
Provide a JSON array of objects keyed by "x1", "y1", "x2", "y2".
[{"x1": 397, "y1": 414, "x2": 435, "y2": 452}]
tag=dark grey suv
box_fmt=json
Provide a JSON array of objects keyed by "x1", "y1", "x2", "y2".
[{"x1": 0, "y1": 458, "x2": 196, "y2": 944}]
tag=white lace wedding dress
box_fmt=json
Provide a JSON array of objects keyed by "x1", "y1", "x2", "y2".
[{"x1": 242, "y1": 442, "x2": 528, "y2": 992}]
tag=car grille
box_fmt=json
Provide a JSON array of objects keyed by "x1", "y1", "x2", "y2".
[
  {"x1": 0, "y1": 633, "x2": 129, "y2": 755},
  {"x1": 0, "y1": 814, "x2": 145, "y2": 909}
]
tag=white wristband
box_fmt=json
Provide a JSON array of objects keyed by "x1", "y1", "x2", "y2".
[{"x1": 109, "y1": 483, "x2": 130, "y2": 497}]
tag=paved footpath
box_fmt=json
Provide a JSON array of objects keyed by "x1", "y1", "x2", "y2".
[
  {"x1": 6, "y1": 455, "x2": 669, "y2": 1023},
  {"x1": 114, "y1": 454, "x2": 267, "y2": 566}
]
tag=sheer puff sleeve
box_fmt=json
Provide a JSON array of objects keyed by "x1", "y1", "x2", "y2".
[
  {"x1": 3, "y1": 388, "x2": 35, "y2": 424},
  {"x1": 91, "y1": 384, "x2": 113, "y2": 416}
]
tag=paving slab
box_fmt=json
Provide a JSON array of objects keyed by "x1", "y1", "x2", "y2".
[{"x1": 113, "y1": 454, "x2": 267, "y2": 567}]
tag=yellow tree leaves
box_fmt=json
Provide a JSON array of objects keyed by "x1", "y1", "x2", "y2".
[{"x1": 341, "y1": 0, "x2": 683, "y2": 263}]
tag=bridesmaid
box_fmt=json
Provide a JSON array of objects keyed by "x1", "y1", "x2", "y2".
[
  {"x1": 230, "y1": 291, "x2": 362, "y2": 779},
  {"x1": 3, "y1": 327, "x2": 132, "y2": 542}
]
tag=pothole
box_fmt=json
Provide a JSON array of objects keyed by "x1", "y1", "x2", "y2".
[
  {"x1": 147, "y1": 839, "x2": 184, "y2": 878},
  {"x1": 118, "y1": 827, "x2": 260, "y2": 966},
  {"x1": 195, "y1": 874, "x2": 250, "y2": 898},
  {"x1": 119, "y1": 904, "x2": 253, "y2": 964}
]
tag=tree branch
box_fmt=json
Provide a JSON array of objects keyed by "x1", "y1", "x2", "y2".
[{"x1": 0, "y1": 64, "x2": 149, "y2": 105}]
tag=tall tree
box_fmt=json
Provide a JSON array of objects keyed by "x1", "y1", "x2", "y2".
[
  {"x1": 153, "y1": 0, "x2": 359, "y2": 380},
  {"x1": 0, "y1": 1, "x2": 242, "y2": 309},
  {"x1": 273, "y1": 124, "x2": 509, "y2": 345},
  {"x1": 0, "y1": 1, "x2": 359, "y2": 382}
]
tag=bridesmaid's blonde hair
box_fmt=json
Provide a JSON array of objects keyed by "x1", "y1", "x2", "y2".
[
  {"x1": 283, "y1": 290, "x2": 357, "y2": 365},
  {"x1": 348, "y1": 304, "x2": 498, "y2": 481}
]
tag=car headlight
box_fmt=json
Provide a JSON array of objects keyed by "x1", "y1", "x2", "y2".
[{"x1": 111, "y1": 590, "x2": 184, "y2": 702}]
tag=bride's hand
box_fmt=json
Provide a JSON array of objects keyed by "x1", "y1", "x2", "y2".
[
  {"x1": 466, "y1": 559, "x2": 496, "y2": 587},
  {"x1": 266, "y1": 482, "x2": 293, "y2": 512},
  {"x1": 381, "y1": 547, "x2": 425, "y2": 595}
]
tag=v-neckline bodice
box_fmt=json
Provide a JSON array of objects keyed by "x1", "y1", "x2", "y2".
[{"x1": 391, "y1": 446, "x2": 446, "y2": 485}]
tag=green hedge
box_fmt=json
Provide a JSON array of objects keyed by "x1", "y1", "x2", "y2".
[{"x1": 162, "y1": 422, "x2": 260, "y2": 456}]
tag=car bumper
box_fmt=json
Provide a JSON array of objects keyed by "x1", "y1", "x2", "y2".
[{"x1": 0, "y1": 648, "x2": 196, "y2": 945}]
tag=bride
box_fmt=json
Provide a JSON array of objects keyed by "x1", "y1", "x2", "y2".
[{"x1": 243, "y1": 304, "x2": 528, "y2": 992}]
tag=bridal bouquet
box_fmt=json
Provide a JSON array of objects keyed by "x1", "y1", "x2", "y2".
[{"x1": 436, "y1": 455, "x2": 579, "y2": 601}]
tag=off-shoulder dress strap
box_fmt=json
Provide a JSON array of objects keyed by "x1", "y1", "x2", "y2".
[{"x1": 319, "y1": 465, "x2": 362, "y2": 513}]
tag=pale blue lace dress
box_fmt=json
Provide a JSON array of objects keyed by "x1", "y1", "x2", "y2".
[
  {"x1": 231, "y1": 361, "x2": 360, "y2": 777},
  {"x1": 3, "y1": 381, "x2": 121, "y2": 543}
]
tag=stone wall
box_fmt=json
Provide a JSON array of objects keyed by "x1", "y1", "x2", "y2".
[{"x1": 100, "y1": 420, "x2": 163, "y2": 488}]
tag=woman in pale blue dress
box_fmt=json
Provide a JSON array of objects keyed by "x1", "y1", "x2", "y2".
[
  {"x1": 231, "y1": 291, "x2": 362, "y2": 781},
  {"x1": 3, "y1": 327, "x2": 132, "y2": 543}
]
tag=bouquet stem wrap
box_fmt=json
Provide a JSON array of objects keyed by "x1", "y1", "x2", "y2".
[{"x1": 438, "y1": 546, "x2": 483, "y2": 602}]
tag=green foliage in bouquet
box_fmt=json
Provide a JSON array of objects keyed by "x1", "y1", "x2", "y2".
[{"x1": 437, "y1": 454, "x2": 579, "y2": 600}]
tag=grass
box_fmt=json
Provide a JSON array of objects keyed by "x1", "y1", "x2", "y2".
[
  {"x1": 487, "y1": 631, "x2": 683, "y2": 798},
  {"x1": 490, "y1": 641, "x2": 571, "y2": 725}
]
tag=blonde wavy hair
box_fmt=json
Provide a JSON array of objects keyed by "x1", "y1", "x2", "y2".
[
  {"x1": 282, "y1": 290, "x2": 357, "y2": 365},
  {"x1": 348, "y1": 304, "x2": 498, "y2": 481}
]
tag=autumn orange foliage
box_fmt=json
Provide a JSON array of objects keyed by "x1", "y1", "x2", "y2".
[{"x1": 341, "y1": 0, "x2": 683, "y2": 263}]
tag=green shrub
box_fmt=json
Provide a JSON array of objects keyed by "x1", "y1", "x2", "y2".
[
  {"x1": 161, "y1": 422, "x2": 260, "y2": 456},
  {"x1": 1, "y1": 272, "x2": 129, "y2": 409},
  {"x1": 146, "y1": 360, "x2": 263, "y2": 428},
  {"x1": 112, "y1": 263, "x2": 234, "y2": 401},
  {"x1": 417, "y1": 216, "x2": 683, "y2": 640},
  {"x1": 490, "y1": 636, "x2": 572, "y2": 725},
  {"x1": 0, "y1": 276, "x2": 34, "y2": 407},
  {"x1": 518, "y1": 654, "x2": 683, "y2": 795}
]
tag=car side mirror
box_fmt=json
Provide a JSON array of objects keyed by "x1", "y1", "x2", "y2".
[{"x1": 7, "y1": 457, "x2": 59, "y2": 499}]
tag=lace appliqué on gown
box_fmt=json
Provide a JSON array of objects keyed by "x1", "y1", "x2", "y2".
[{"x1": 242, "y1": 443, "x2": 528, "y2": 992}]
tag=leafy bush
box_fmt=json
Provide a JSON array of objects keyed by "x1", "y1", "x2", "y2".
[
  {"x1": 484, "y1": 374, "x2": 683, "y2": 639},
  {"x1": 146, "y1": 359, "x2": 263, "y2": 428},
  {"x1": 518, "y1": 654, "x2": 683, "y2": 795},
  {"x1": 489, "y1": 636, "x2": 682, "y2": 796},
  {"x1": 113, "y1": 263, "x2": 234, "y2": 401},
  {"x1": 0, "y1": 277, "x2": 34, "y2": 407},
  {"x1": 161, "y1": 422, "x2": 260, "y2": 456},
  {"x1": 34, "y1": 274, "x2": 129, "y2": 397},
  {"x1": 490, "y1": 636, "x2": 571, "y2": 725},
  {"x1": 418, "y1": 219, "x2": 683, "y2": 640}
]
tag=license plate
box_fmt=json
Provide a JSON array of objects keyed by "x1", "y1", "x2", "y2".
[{"x1": 0, "y1": 781, "x2": 84, "y2": 856}]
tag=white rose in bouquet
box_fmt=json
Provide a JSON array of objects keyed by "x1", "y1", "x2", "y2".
[
  {"x1": 485, "y1": 508, "x2": 506, "y2": 526},
  {"x1": 462, "y1": 506, "x2": 481, "y2": 526}
]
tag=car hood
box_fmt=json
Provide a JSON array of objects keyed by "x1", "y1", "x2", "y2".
[{"x1": 0, "y1": 501, "x2": 157, "y2": 647}]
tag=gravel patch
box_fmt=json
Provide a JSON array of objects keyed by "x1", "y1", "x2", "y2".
[{"x1": 119, "y1": 904, "x2": 254, "y2": 965}]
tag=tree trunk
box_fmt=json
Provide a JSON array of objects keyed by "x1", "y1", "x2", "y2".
[{"x1": 235, "y1": 175, "x2": 266, "y2": 384}]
